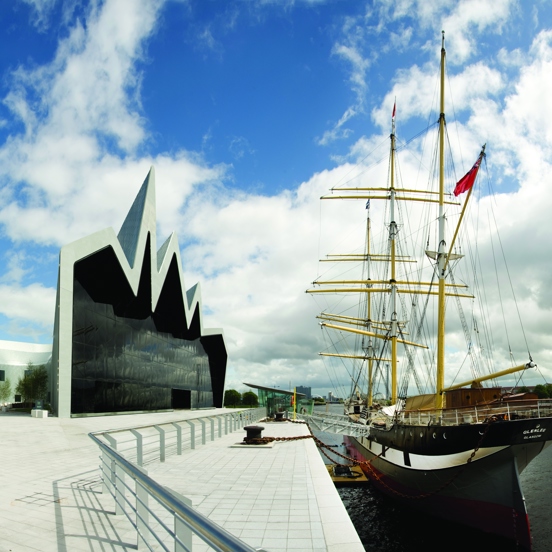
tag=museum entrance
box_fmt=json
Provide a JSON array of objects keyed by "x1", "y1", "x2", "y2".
[{"x1": 172, "y1": 388, "x2": 191, "y2": 409}]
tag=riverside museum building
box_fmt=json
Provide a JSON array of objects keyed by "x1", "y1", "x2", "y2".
[{"x1": 48, "y1": 168, "x2": 227, "y2": 418}]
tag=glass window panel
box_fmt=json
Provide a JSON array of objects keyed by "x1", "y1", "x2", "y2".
[{"x1": 71, "y1": 275, "x2": 216, "y2": 415}]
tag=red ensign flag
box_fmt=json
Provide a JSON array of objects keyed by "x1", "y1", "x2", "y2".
[{"x1": 453, "y1": 155, "x2": 482, "y2": 196}]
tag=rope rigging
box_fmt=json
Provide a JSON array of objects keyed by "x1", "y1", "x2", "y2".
[{"x1": 311, "y1": 92, "x2": 534, "y2": 411}]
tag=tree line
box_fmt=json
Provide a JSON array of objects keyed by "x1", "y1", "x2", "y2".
[
  {"x1": 517, "y1": 384, "x2": 552, "y2": 398},
  {"x1": 223, "y1": 389, "x2": 259, "y2": 407}
]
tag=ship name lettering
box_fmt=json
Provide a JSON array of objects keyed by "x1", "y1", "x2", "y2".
[{"x1": 522, "y1": 428, "x2": 547, "y2": 436}]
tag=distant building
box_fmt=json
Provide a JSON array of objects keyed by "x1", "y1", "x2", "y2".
[
  {"x1": 296, "y1": 385, "x2": 311, "y2": 399},
  {"x1": 0, "y1": 340, "x2": 52, "y2": 404},
  {"x1": 244, "y1": 383, "x2": 306, "y2": 417}
]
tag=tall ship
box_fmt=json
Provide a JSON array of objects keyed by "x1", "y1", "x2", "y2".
[{"x1": 307, "y1": 33, "x2": 552, "y2": 551}]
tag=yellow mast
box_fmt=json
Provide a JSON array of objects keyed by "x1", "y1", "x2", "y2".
[
  {"x1": 365, "y1": 206, "x2": 374, "y2": 406},
  {"x1": 435, "y1": 31, "x2": 447, "y2": 409},
  {"x1": 390, "y1": 102, "x2": 398, "y2": 404},
  {"x1": 309, "y1": 35, "x2": 534, "y2": 414}
]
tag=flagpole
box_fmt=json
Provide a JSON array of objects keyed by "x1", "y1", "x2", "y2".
[{"x1": 444, "y1": 144, "x2": 486, "y2": 273}]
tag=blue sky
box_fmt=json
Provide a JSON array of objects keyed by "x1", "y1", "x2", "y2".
[{"x1": 1, "y1": 0, "x2": 552, "y2": 396}]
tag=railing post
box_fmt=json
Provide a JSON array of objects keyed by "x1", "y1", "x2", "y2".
[
  {"x1": 134, "y1": 468, "x2": 151, "y2": 550},
  {"x1": 186, "y1": 420, "x2": 196, "y2": 449},
  {"x1": 475, "y1": 406, "x2": 478, "y2": 423},
  {"x1": 136, "y1": 472, "x2": 149, "y2": 549},
  {"x1": 103, "y1": 434, "x2": 118, "y2": 495},
  {"x1": 155, "y1": 426, "x2": 166, "y2": 462},
  {"x1": 130, "y1": 429, "x2": 143, "y2": 466},
  {"x1": 199, "y1": 419, "x2": 206, "y2": 445},
  {"x1": 115, "y1": 463, "x2": 124, "y2": 515},
  {"x1": 507, "y1": 403, "x2": 511, "y2": 420},
  {"x1": 224, "y1": 415, "x2": 229, "y2": 435},
  {"x1": 168, "y1": 489, "x2": 193, "y2": 552},
  {"x1": 209, "y1": 418, "x2": 215, "y2": 441},
  {"x1": 101, "y1": 449, "x2": 112, "y2": 495},
  {"x1": 218, "y1": 416, "x2": 222, "y2": 438},
  {"x1": 172, "y1": 423, "x2": 183, "y2": 455}
]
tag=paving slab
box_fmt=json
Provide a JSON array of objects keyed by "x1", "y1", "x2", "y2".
[{"x1": 0, "y1": 410, "x2": 363, "y2": 552}]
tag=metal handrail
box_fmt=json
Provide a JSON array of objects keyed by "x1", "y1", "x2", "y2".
[
  {"x1": 101, "y1": 407, "x2": 263, "y2": 436},
  {"x1": 89, "y1": 407, "x2": 267, "y2": 552},
  {"x1": 97, "y1": 407, "x2": 266, "y2": 466},
  {"x1": 90, "y1": 432, "x2": 260, "y2": 552}
]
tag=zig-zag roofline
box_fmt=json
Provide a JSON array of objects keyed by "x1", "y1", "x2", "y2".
[
  {"x1": 63, "y1": 167, "x2": 218, "y2": 336},
  {"x1": 51, "y1": 167, "x2": 225, "y2": 417}
]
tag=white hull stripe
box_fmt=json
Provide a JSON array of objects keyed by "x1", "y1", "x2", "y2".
[{"x1": 356, "y1": 436, "x2": 509, "y2": 471}]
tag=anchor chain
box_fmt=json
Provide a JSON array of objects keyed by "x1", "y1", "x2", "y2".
[{"x1": 246, "y1": 417, "x2": 496, "y2": 500}]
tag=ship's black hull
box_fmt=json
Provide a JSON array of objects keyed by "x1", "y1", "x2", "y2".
[{"x1": 344, "y1": 418, "x2": 552, "y2": 551}]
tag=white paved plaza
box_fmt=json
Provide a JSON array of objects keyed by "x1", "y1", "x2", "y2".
[{"x1": 0, "y1": 409, "x2": 363, "y2": 552}]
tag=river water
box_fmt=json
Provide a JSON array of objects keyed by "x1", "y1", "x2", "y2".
[{"x1": 312, "y1": 404, "x2": 552, "y2": 551}]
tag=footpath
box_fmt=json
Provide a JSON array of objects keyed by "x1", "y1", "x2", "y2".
[{"x1": 0, "y1": 409, "x2": 363, "y2": 552}]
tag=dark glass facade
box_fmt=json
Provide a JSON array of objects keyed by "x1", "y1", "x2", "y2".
[
  {"x1": 52, "y1": 172, "x2": 227, "y2": 418},
  {"x1": 69, "y1": 240, "x2": 225, "y2": 415}
]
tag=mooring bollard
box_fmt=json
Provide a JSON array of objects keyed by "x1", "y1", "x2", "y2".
[{"x1": 243, "y1": 425, "x2": 265, "y2": 440}]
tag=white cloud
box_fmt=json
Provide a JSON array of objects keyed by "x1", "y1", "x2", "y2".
[
  {"x1": 0, "y1": 282, "x2": 55, "y2": 331},
  {"x1": 440, "y1": 0, "x2": 515, "y2": 63},
  {"x1": 505, "y1": 30, "x2": 552, "y2": 146},
  {"x1": 317, "y1": 16, "x2": 373, "y2": 146},
  {"x1": 0, "y1": 0, "x2": 218, "y2": 248},
  {"x1": 0, "y1": 0, "x2": 552, "y2": 396},
  {"x1": 19, "y1": 0, "x2": 58, "y2": 30},
  {"x1": 320, "y1": 0, "x2": 516, "y2": 146},
  {"x1": 228, "y1": 136, "x2": 254, "y2": 160},
  {"x1": 497, "y1": 47, "x2": 525, "y2": 68},
  {"x1": 371, "y1": 0, "x2": 516, "y2": 62},
  {"x1": 371, "y1": 61, "x2": 504, "y2": 130}
]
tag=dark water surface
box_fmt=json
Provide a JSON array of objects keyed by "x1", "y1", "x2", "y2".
[{"x1": 313, "y1": 405, "x2": 552, "y2": 551}]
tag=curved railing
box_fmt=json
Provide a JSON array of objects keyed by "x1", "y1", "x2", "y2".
[{"x1": 89, "y1": 408, "x2": 266, "y2": 552}]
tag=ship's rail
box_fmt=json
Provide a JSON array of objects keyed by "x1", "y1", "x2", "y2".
[
  {"x1": 299, "y1": 401, "x2": 552, "y2": 437},
  {"x1": 401, "y1": 399, "x2": 552, "y2": 426}
]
